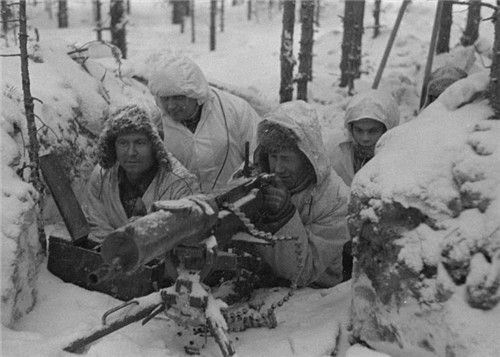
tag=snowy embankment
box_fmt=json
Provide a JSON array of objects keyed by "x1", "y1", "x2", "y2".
[
  {"x1": 349, "y1": 73, "x2": 500, "y2": 356},
  {"x1": 1, "y1": 107, "x2": 41, "y2": 327},
  {"x1": 1, "y1": 40, "x2": 155, "y2": 327},
  {"x1": 1, "y1": 1, "x2": 497, "y2": 356}
]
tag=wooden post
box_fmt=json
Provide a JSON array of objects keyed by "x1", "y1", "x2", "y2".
[
  {"x1": 436, "y1": 0, "x2": 453, "y2": 54},
  {"x1": 419, "y1": 0, "x2": 444, "y2": 109},
  {"x1": 279, "y1": 0, "x2": 296, "y2": 103},
  {"x1": 489, "y1": 5, "x2": 500, "y2": 117},
  {"x1": 19, "y1": 0, "x2": 45, "y2": 247},
  {"x1": 461, "y1": 0, "x2": 481, "y2": 46},
  {"x1": 372, "y1": 0, "x2": 410, "y2": 89},
  {"x1": 110, "y1": 0, "x2": 127, "y2": 59},
  {"x1": 210, "y1": 0, "x2": 216, "y2": 51},
  {"x1": 297, "y1": 0, "x2": 314, "y2": 101}
]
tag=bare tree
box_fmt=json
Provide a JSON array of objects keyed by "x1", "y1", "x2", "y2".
[
  {"x1": 58, "y1": 0, "x2": 68, "y2": 28},
  {"x1": 490, "y1": 5, "x2": 500, "y2": 117},
  {"x1": 95, "y1": 0, "x2": 103, "y2": 41},
  {"x1": 339, "y1": 0, "x2": 365, "y2": 93},
  {"x1": 110, "y1": 0, "x2": 127, "y2": 58},
  {"x1": 2, "y1": 0, "x2": 10, "y2": 36},
  {"x1": 19, "y1": 0, "x2": 45, "y2": 246},
  {"x1": 314, "y1": 0, "x2": 320, "y2": 27},
  {"x1": 279, "y1": 0, "x2": 296, "y2": 103},
  {"x1": 190, "y1": 0, "x2": 195, "y2": 43},
  {"x1": 297, "y1": 0, "x2": 314, "y2": 101},
  {"x1": 373, "y1": 0, "x2": 381, "y2": 38},
  {"x1": 44, "y1": 0, "x2": 52, "y2": 20},
  {"x1": 172, "y1": 0, "x2": 189, "y2": 32},
  {"x1": 210, "y1": 0, "x2": 216, "y2": 51},
  {"x1": 461, "y1": 0, "x2": 481, "y2": 46},
  {"x1": 436, "y1": 0, "x2": 453, "y2": 54},
  {"x1": 220, "y1": 0, "x2": 225, "y2": 32}
]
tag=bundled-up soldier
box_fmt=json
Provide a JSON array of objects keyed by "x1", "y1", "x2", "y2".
[
  {"x1": 148, "y1": 56, "x2": 262, "y2": 192},
  {"x1": 83, "y1": 105, "x2": 199, "y2": 242},
  {"x1": 423, "y1": 65, "x2": 468, "y2": 107},
  {"x1": 325, "y1": 89, "x2": 400, "y2": 187},
  {"x1": 239, "y1": 100, "x2": 350, "y2": 288}
]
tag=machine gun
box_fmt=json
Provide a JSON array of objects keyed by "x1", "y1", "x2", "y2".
[{"x1": 63, "y1": 173, "x2": 297, "y2": 356}]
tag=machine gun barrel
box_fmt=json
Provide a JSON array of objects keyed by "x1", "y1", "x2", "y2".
[
  {"x1": 88, "y1": 257, "x2": 123, "y2": 285},
  {"x1": 93, "y1": 174, "x2": 271, "y2": 283}
]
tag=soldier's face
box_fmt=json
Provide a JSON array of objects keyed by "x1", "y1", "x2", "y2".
[
  {"x1": 268, "y1": 148, "x2": 310, "y2": 190},
  {"x1": 155, "y1": 95, "x2": 199, "y2": 123},
  {"x1": 351, "y1": 118, "x2": 386, "y2": 148},
  {"x1": 115, "y1": 132, "x2": 155, "y2": 179}
]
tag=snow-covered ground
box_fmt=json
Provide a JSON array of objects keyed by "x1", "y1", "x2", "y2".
[{"x1": 1, "y1": 0, "x2": 498, "y2": 356}]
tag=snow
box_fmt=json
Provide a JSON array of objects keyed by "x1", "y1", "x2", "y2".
[{"x1": 1, "y1": 0, "x2": 499, "y2": 356}]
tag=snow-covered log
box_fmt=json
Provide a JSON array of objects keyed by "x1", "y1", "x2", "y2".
[{"x1": 348, "y1": 72, "x2": 500, "y2": 356}]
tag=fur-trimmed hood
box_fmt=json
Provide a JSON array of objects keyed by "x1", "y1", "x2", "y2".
[
  {"x1": 257, "y1": 100, "x2": 330, "y2": 185},
  {"x1": 96, "y1": 105, "x2": 171, "y2": 170}
]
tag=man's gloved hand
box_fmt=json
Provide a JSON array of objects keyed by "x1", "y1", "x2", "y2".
[
  {"x1": 261, "y1": 176, "x2": 292, "y2": 217},
  {"x1": 152, "y1": 194, "x2": 219, "y2": 236},
  {"x1": 262, "y1": 180, "x2": 289, "y2": 215}
]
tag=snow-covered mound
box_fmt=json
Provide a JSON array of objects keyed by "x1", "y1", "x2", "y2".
[
  {"x1": 1, "y1": 109, "x2": 42, "y2": 327},
  {"x1": 348, "y1": 72, "x2": 500, "y2": 356},
  {"x1": 1, "y1": 40, "x2": 158, "y2": 324},
  {"x1": 1, "y1": 41, "x2": 157, "y2": 222}
]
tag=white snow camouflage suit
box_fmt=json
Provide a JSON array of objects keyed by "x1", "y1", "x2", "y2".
[
  {"x1": 253, "y1": 101, "x2": 350, "y2": 287},
  {"x1": 148, "y1": 56, "x2": 262, "y2": 192}
]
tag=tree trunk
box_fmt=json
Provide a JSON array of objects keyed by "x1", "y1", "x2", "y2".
[
  {"x1": 57, "y1": 0, "x2": 68, "y2": 28},
  {"x1": 314, "y1": 0, "x2": 320, "y2": 27},
  {"x1": 95, "y1": 0, "x2": 102, "y2": 41},
  {"x1": 373, "y1": 0, "x2": 381, "y2": 38},
  {"x1": 279, "y1": 0, "x2": 296, "y2": 103},
  {"x1": 297, "y1": 0, "x2": 314, "y2": 101},
  {"x1": 2, "y1": 0, "x2": 9, "y2": 36},
  {"x1": 461, "y1": 0, "x2": 481, "y2": 46},
  {"x1": 172, "y1": 0, "x2": 184, "y2": 24},
  {"x1": 210, "y1": 0, "x2": 216, "y2": 51},
  {"x1": 44, "y1": 0, "x2": 52, "y2": 20},
  {"x1": 220, "y1": 0, "x2": 224, "y2": 32},
  {"x1": 110, "y1": 0, "x2": 127, "y2": 59},
  {"x1": 18, "y1": 0, "x2": 45, "y2": 247},
  {"x1": 339, "y1": 0, "x2": 365, "y2": 93},
  {"x1": 489, "y1": 4, "x2": 500, "y2": 118},
  {"x1": 126, "y1": 0, "x2": 130, "y2": 14},
  {"x1": 191, "y1": 0, "x2": 195, "y2": 43},
  {"x1": 247, "y1": 0, "x2": 252, "y2": 20},
  {"x1": 436, "y1": 0, "x2": 452, "y2": 54}
]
